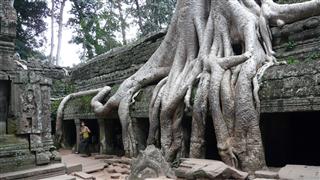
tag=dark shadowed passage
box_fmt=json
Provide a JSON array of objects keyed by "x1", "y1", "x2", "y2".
[{"x1": 261, "y1": 112, "x2": 320, "y2": 167}]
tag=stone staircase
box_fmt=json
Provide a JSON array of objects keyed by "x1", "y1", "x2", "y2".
[
  {"x1": 0, "y1": 163, "x2": 66, "y2": 180},
  {"x1": 0, "y1": 135, "x2": 35, "y2": 174}
]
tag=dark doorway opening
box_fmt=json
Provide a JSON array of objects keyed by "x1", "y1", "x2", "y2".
[
  {"x1": 63, "y1": 120, "x2": 76, "y2": 148},
  {"x1": 82, "y1": 119, "x2": 100, "y2": 153},
  {"x1": 0, "y1": 80, "x2": 11, "y2": 135},
  {"x1": 205, "y1": 117, "x2": 221, "y2": 160},
  {"x1": 134, "y1": 118, "x2": 149, "y2": 151},
  {"x1": 261, "y1": 112, "x2": 320, "y2": 167},
  {"x1": 105, "y1": 118, "x2": 124, "y2": 156},
  {"x1": 182, "y1": 117, "x2": 192, "y2": 158}
]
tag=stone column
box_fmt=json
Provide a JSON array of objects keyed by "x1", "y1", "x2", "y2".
[
  {"x1": 75, "y1": 119, "x2": 80, "y2": 153},
  {"x1": 98, "y1": 119, "x2": 106, "y2": 154}
]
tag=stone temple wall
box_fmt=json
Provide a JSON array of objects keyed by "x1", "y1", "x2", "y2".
[
  {"x1": 65, "y1": 15, "x2": 320, "y2": 119},
  {"x1": 70, "y1": 32, "x2": 165, "y2": 92},
  {"x1": 0, "y1": 1, "x2": 64, "y2": 173},
  {"x1": 57, "y1": 15, "x2": 320, "y2": 156}
]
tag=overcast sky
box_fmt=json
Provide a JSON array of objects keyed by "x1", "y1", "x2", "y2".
[{"x1": 43, "y1": 1, "x2": 138, "y2": 67}]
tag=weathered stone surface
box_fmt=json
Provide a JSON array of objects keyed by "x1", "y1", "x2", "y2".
[
  {"x1": 62, "y1": 16, "x2": 320, "y2": 122},
  {"x1": 145, "y1": 177, "x2": 175, "y2": 180},
  {"x1": 65, "y1": 163, "x2": 82, "y2": 174},
  {"x1": 70, "y1": 31, "x2": 166, "y2": 92},
  {"x1": 0, "y1": 163, "x2": 66, "y2": 180},
  {"x1": 73, "y1": 172, "x2": 95, "y2": 180},
  {"x1": 110, "y1": 173, "x2": 122, "y2": 179},
  {"x1": 278, "y1": 165, "x2": 320, "y2": 180},
  {"x1": 94, "y1": 154, "x2": 116, "y2": 159},
  {"x1": 62, "y1": 153, "x2": 106, "y2": 174},
  {"x1": 255, "y1": 170, "x2": 279, "y2": 179},
  {"x1": 272, "y1": 15, "x2": 320, "y2": 63},
  {"x1": 0, "y1": 135, "x2": 35, "y2": 173},
  {"x1": 259, "y1": 60, "x2": 320, "y2": 113},
  {"x1": 174, "y1": 158, "x2": 248, "y2": 179},
  {"x1": 50, "y1": 150, "x2": 61, "y2": 162},
  {"x1": 104, "y1": 157, "x2": 132, "y2": 165},
  {"x1": 0, "y1": 0, "x2": 65, "y2": 173},
  {"x1": 40, "y1": 174, "x2": 76, "y2": 180},
  {"x1": 36, "y1": 152, "x2": 51, "y2": 165},
  {"x1": 128, "y1": 145, "x2": 175, "y2": 180}
]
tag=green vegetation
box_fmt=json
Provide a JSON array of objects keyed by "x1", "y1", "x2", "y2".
[
  {"x1": 306, "y1": 52, "x2": 320, "y2": 61},
  {"x1": 52, "y1": 80, "x2": 75, "y2": 95},
  {"x1": 286, "y1": 56, "x2": 299, "y2": 64},
  {"x1": 67, "y1": 0, "x2": 176, "y2": 61},
  {"x1": 285, "y1": 40, "x2": 297, "y2": 51},
  {"x1": 51, "y1": 99, "x2": 62, "y2": 121},
  {"x1": 14, "y1": 0, "x2": 49, "y2": 60}
]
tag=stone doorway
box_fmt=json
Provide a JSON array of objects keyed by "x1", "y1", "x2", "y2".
[
  {"x1": 82, "y1": 119, "x2": 100, "y2": 153},
  {"x1": 261, "y1": 112, "x2": 320, "y2": 167},
  {"x1": 0, "y1": 80, "x2": 10, "y2": 135},
  {"x1": 105, "y1": 118, "x2": 124, "y2": 156},
  {"x1": 63, "y1": 120, "x2": 76, "y2": 148}
]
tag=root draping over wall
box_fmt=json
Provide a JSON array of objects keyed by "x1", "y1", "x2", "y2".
[{"x1": 91, "y1": 0, "x2": 320, "y2": 173}]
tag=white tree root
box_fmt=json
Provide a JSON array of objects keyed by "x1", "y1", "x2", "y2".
[
  {"x1": 91, "y1": 0, "x2": 320, "y2": 173},
  {"x1": 56, "y1": 88, "x2": 104, "y2": 143}
]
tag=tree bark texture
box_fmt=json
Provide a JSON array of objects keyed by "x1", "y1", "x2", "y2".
[
  {"x1": 92, "y1": 0, "x2": 320, "y2": 173},
  {"x1": 49, "y1": 0, "x2": 55, "y2": 64},
  {"x1": 56, "y1": 0, "x2": 66, "y2": 66}
]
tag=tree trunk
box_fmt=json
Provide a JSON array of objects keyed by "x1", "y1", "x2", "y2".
[
  {"x1": 49, "y1": 0, "x2": 55, "y2": 64},
  {"x1": 116, "y1": 0, "x2": 127, "y2": 45},
  {"x1": 134, "y1": 0, "x2": 143, "y2": 33},
  {"x1": 56, "y1": 0, "x2": 67, "y2": 66},
  {"x1": 92, "y1": 0, "x2": 320, "y2": 173}
]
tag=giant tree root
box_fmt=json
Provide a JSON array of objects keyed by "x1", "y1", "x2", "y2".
[
  {"x1": 92, "y1": 0, "x2": 320, "y2": 173},
  {"x1": 55, "y1": 88, "x2": 105, "y2": 143}
]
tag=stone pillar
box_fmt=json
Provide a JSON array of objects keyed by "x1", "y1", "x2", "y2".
[
  {"x1": 98, "y1": 119, "x2": 106, "y2": 154},
  {"x1": 75, "y1": 119, "x2": 80, "y2": 153}
]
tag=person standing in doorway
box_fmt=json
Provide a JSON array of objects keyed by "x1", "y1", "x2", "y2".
[{"x1": 80, "y1": 121, "x2": 91, "y2": 156}]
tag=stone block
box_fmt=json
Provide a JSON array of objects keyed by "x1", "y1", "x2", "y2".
[
  {"x1": 255, "y1": 170, "x2": 279, "y2": 179},
  {"x1": 36, "y1": 152, "x2": 51, "y2": 165},
  {"x1": 51, "y1": 150, "x2": 61, "y2": 162},
  {"x1": 279, "y1": 165, "x2": 320, "y2": 180},
  {"x1": 65, "y1": 163, "x2": 82, "y2": 174},
  {"x1": 40, "y1": 174, "x2": 76, "y2": 180},
  {"x1": 110, "y1": 173, "x2": 122, "y2": 179},
  {"x1": 0, "y1": 163, "x2": 66, "y2": 180},
  {"x1": 74, "y1": 171, "x2": 95, "y2": 180}
]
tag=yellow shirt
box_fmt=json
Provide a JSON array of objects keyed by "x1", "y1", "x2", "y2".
[{"x1": 83, "y1": 131, "x2": 89, "y2": 139}]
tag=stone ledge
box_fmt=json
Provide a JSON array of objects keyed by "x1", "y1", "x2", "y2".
[{"x1": 0, "y1": 163, "x2": 66, "y2": 180}]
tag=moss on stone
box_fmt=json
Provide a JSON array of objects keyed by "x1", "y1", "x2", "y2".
[
  {"x1": 66, "y1": 94, "x2": 95, "y2": 114},
  {"x1": 51, "y1": 99, "x2": 62, "y2": 121},
  {"x1": 286, "y1": 56, "x2": 299, "y2": 64},
  {"x1": 7, "y1": 117, "x2": 17, "y2": 134}
]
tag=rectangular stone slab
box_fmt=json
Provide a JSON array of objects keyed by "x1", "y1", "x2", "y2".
[{"x1": 279, "y1": 165, "x2": 320, "y2": 180}]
